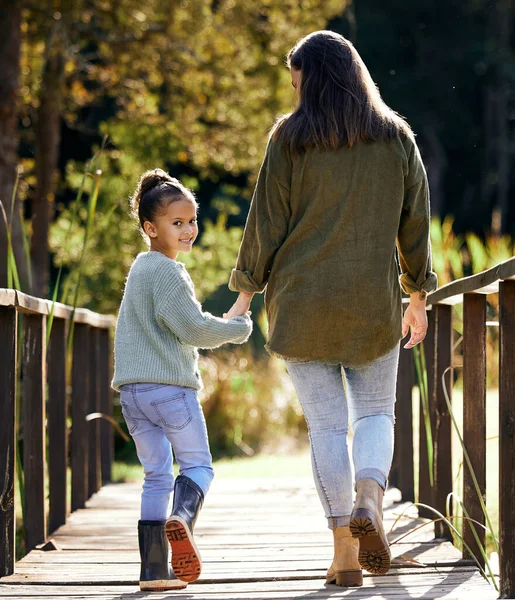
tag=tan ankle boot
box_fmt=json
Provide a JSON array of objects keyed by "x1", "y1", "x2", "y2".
[
  {"x1": 326, "y1": 526, "x2": 363, "y2": 587},
  {"x1": 349, "y1": 478, "x2": 391, "y2": 574}
]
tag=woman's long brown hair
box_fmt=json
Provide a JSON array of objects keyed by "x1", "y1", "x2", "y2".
[{"x1": 273, "y1": 30, "x2": 412, "y2": 152}]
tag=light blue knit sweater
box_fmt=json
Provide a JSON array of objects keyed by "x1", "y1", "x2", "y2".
[{"x1": 112, "y1": 251, "x2": 253, "y2": 391}]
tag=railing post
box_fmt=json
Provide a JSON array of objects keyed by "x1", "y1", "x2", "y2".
[
  {"x1": 47, "y1": 317, "x2": 68, "y2": 534},
  {"x1": 462, "y1": 293, "x2": 486, "y2": 565},
  {"x1": 0, "y1": 304, "x2": 17, "y2": 576},
  {"x1": 22, "y1": 313, "x2": 47, "y2": 552},
  {"x1": 432, "y1": 303, "x2": 453, "y2": 540},
  {"x1": 71, "y1": 322, "x2": 90, "y2": 511},
  {"x1": 419, "y1": 309, "x2": 436, "y2": 518},
  {"x1": 99, "y1": 327, "x2": 113, "y2": 484},
  {"x1": 391, "y1": 345, "x2": 414, "y2": 501},
  {"x1": 88, "y1": 327, "x2": 101, "y2": 498},
  {"x1": 499, "y1": 279, "x2": 515, "y2": 598}
]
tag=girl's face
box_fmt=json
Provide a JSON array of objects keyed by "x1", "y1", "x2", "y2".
[
  {"x1": 143, "y1": 197, "x2": 198, "y2": 260},
  {"x1": 290, "y1": 67, "x2": 301, "y2": 99}
]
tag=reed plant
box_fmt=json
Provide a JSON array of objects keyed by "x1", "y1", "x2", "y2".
[{"x1": 405, "y1": 336, "x2": 500, "y2": 590}]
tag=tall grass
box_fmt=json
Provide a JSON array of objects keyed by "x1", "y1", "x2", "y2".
[
  {"x1": 66, "y1": 169, "x2": 102, "y2": 349},
  {"x1": 403, "y1": 341, "x2": 500, "y2": 590},
  {"x1": 0, "y1": 168, "x2": 21, "y2": 290},
  {"x1": 47, "y1": 140, "x2": 106, "y2": 345},
  {"x1": 413, "y1": 343, "x2": 434, "y2": 486}
]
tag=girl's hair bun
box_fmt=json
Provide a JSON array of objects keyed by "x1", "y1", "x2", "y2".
[
  {"x1": 132, "y1": 168, "x2": 173, "y2": 215},
  {"x1": 138, "y1": 168, "x2": 174, "y2": 197},
  {"x1": 130, "y1": 168, "x2": 197, "y2": 230}
]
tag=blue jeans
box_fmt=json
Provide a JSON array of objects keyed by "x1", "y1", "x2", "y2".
[
  {"x1": 119, "y1": 383, "x2": 214, "y2": 521},
  {"x1": 285, "y1": 344, "x2": 400, "y2": 529}
]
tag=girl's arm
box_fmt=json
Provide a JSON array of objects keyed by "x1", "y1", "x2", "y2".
[{"x1": 157, "y1": 280, "x2": 252, "y2": 349}]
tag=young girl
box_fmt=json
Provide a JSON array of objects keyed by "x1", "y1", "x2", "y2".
[{"x1": 112, "y1": 169, "x2": 252, "y2": 591}]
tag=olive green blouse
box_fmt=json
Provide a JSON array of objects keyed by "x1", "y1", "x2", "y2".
[{"x1": 229, "y1": 133, "x2": 438, "y2": 366}]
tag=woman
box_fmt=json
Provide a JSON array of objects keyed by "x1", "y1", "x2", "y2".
[{"x1": 225, "y1": 30, "x2": 437, "y2": 587}]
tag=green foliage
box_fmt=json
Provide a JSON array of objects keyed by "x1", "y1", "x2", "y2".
[
  {"x1": 182, "y1": 215, "x2": 243, "y2": 302},
  {"x1": 198, "y1": 349, "x2": 306, "y2": 459},
  {"x1": 430, "y1": 216, "x2": 464, "y2": 285}
]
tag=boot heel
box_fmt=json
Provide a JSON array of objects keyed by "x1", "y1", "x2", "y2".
[
  {"x1": 350, "y1": 509, "x2": 390, "y2": 574},
  {"x1": 349, "y1": 508, "x2": 378, "y2": 538},
  {"x1": 334, "y1": 570, "x2": 363, "y2": 587}
]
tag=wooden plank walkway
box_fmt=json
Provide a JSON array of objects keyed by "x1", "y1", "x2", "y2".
[{"x1": 0, "y1": 477, "x2": 497, "y2": 599}]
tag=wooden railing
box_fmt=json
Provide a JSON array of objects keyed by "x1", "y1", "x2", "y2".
[
  {"x1": 390, "y1": 256, "x2": 515, "y2": 597},
  {"x1": 0, "y1": 289, "x2": 115, "y2": 577}
]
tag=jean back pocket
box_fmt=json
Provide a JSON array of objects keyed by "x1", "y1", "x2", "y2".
[{"x1": 151, "y1": 392, "x2": 192, "y2": 430}]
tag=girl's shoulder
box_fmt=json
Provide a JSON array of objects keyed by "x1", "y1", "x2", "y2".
[{"x1": 128, "y1": 252, "x2": 187, "y2": 284}]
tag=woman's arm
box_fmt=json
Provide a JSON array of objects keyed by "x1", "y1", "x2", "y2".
[
  {"x1": 228, "y1": 139, "x2": 292, "y2": 305},
  {"x1": 224, "y1": 291, "x2": 254, "y2": 320},
  {"x1": 398, "y1": 138, "x2": 438, "y2": 348},
  {"x1": 397, "y1": 139, "x2": 438, "y2": 297}
]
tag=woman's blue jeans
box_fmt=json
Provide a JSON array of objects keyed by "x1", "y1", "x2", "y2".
[
  {"x1": 285, "y1": 344, "x2": 400, "y2": 530},
  {"x1": 119, "y1": 383, "x2": 214, "y2": 521}
]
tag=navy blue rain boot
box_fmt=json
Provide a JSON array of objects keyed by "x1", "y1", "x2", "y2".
[
  {"x1": 138, "y1": 520, "x2": 188, "y2": 591},
  {"x1": 165, "y1": 475, "x2": 204, "y2": 582}
]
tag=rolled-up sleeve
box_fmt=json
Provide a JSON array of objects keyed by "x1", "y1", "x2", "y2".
[
  {"x1": 397, "y1": 139, "x2": 438, "y2": 295},
  {"x1": 229, "y1": 139, "x2": 291, "y2": 293}
]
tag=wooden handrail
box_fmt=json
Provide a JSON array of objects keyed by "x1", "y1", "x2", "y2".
[
  {"x1": 0, "y1": 290, "x2": 115, "y2": 578},
  {"x1": 427, "y1": 256, "x2": 515, "y2": 306},
  {"x1": 392, "y1": 258, "x2": 515, "y2": 596},
  {"x1": 0, "y1": 289, "x2": 115, "y2": 328}
]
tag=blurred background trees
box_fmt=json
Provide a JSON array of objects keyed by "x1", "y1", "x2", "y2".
[
  {"x1": 1, "y1": 0, "x2": 514, "y2": 457},
  {"x1": 2, "y1": 0, "x2": 514, "y2": 306}
]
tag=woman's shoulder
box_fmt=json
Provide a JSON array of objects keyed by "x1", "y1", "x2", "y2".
[{"x1": 396, "y1": 129, "x2": 417, "y2": 158}]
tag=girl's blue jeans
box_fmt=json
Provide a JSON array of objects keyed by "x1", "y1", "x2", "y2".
[
  {"x1": 119, "y1": 383, "x2": 214, "y2": 521},
  {"x1": 285, "y1": 343, "x2": 400, "y2": 530}
]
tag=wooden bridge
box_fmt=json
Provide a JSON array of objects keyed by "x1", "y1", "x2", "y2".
[{"x1": 1, "y1": 256, "x2": 514, "y2": 598}]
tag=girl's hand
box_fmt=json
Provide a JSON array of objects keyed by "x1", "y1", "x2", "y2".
[
  {"x1": 402, "y1": 295, "x2": 428, "y2": 349},
  {"x1": 224, "y1": 292, "x2": 254, "y2": 320}
]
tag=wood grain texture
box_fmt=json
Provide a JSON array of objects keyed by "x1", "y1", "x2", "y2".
[
  {"x1": 427, "y1": 256, "x2": 515, "y2": 306},
  {"x1": 99, "y1": 328, "x2": 113, "y2": 484},
  {"x1": 22, "y1": 313, "x2": 47, "y2": 552},
  {"x1": 71, "y1": 323, "x2": 89, "y2": 512},
  {"x1": 47, "y1": 318, "x2": 68, "y2": 535},
  {"x1": 0, "y1": 477, "x2": 496, "y2": 597},
  {"x1": 500, "y1": 280, "x2": 515, "y2": 598},
  {"x1": 87, "y1": 327, "x2": 101, "y2": 499},
  {"x1": 391, "y1": 345, "x2": 415, "y2": 501},
  {"x1": 0, "y1": 306, "x2": 17, "y2": 576},
  {"x1": 0, "y1": 289, "x2": 16, "y2": 307},
  {"x1": 462, "y1": 293, "x2": 486, "y2": 564},
  {"x1": 418, "y1": 310, "x2": 436, "y2": 519},
  {"x1": 432, "y1": 304, "x2": 453, "y2": 540}
]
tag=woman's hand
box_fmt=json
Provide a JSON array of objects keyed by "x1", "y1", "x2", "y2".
[
  {"x1": 224, "y1": 292, "x2": 254, "y2": 320},
  {"x1": 402, "y1": 295, "x2": 428, "y2": 349}
]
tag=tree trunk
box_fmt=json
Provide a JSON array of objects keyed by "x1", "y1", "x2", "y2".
[
  {"x1": 0, "y1": 3, "x2": 28, "y2": 291},
  {"x1": 423, "y1": 125, "x2": 447, "y2": 218},
  {"x1": 494, "y1": 0, "x2": 512, "y2": 235},
  {"x1": 31, "y1": 27, "x2": 64, "y2": 298}
]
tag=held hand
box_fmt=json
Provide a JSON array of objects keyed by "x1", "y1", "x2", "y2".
[
  {"x1": 223, "y1": 293, "x2": 253, "y2": 320},
  {"x1": 402, "y1": 303, "x2": 428, "y2": 349}
]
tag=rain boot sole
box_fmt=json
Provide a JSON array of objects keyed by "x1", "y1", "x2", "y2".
[
  {"x1": 139, "y1": 579, "x2": 188, "y2": 591},
  {"x1": 166, "y1": 515, "x2": 202, "y2": 583}
]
